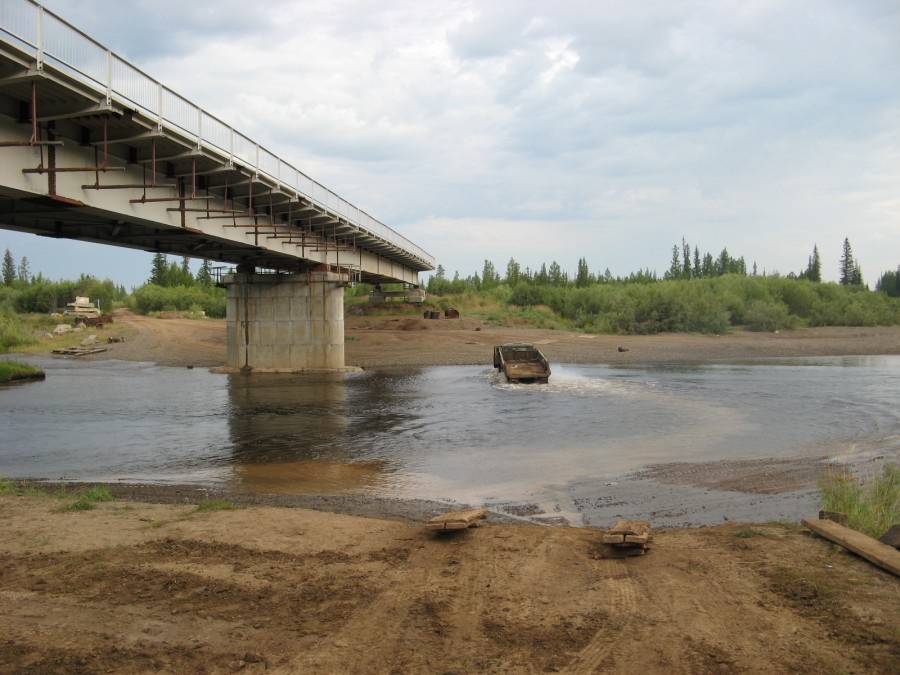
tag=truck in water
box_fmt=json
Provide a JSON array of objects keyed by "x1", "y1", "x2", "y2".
[{"x1": 493, "y1": 343, "x2": 551, "y2": 384}]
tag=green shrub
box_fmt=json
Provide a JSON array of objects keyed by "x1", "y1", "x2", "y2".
[
  {"x1": 0, "y1": 360, "x2": 44, "y2": 383},
  {"x1": 744, "y1": 299, "x2": 793, "y2": 332},
  {"x1": 129, "y1": 284, "x2": 226, "y2": 318},
  {"x1": 818, "y1": 463, "x2": 899, "y2": 539},
  {"x1": 0, "y1": 310, "x2": 35, "y2": 352}
]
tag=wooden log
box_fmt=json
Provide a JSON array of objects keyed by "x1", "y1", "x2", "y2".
[
  {"x1": 426, "y1": 509, "x2": 488, "y2": 532},
  {"x1": 801, "y1": 518, "x2": 900, "y2": 577}
]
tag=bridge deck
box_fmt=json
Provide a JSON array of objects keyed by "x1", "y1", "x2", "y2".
[{"x1": 0, "y1": 0, "x2": 433, "y2": 283}]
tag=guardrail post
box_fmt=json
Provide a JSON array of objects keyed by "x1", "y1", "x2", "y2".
[
  {"x1": 156, "y1": 83, "x2": 163, "y2": 131},
  {"x1": 35, "y1": 5, "x2": 43, "y2": 71},
  {"x1": 105, "y1": 51, "x2": 112, "y2": 105}
]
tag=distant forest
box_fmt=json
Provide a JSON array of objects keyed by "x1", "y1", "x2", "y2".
[
  {"x1": 416, "y1": 238, "x2": 899, "y2": 334},
  {"x1": 2, "y1": 237, "x2": 900, "y2": 337}
]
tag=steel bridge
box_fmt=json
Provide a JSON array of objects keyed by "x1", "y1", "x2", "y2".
[{"x1": 0, "y1": 0, "x2": 434, "y2": 286}]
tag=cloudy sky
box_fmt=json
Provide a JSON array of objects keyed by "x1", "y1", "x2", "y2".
[{"x1": 3, "y1": 0, "x2": 899, "y2": 287}]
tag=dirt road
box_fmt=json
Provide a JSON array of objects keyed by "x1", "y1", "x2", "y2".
[
  {"x1": 2, "y1": 491, "x2": 897, "y2": 674},
  {"x1": 3, "y1": 312, "x2": 897, "y2": 673}
]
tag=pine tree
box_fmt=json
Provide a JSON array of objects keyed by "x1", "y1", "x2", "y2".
[
  {"x1": 481, "y1": 260, "x2": 498, "y2": 289},
  {"x1": 839, "y1": 238, "x2": 857, "y2": 285},
  {"x1": 575, "y1": 257, "x2": 591, "y2": 287},
  {"x1": 876, "y1": 267, "x2": 900, "y2": 297},
  {"x1": 548, "y1": 261, "x2": 563, "y2": 287},
  {"x1": 196, "y1": 259, "x2": 213, "y2": 286},
  {"x1": 2, "y1": 248, "x2": 16, "y2": 286},
  {"x1": 805, "y1": 244, "x2": 822, "y2": 282},
  {"x1": 150, "y1": 252, "x2": 167, "y2": 285},
  {"x1": 666, "y1": 245, "x2": 681, "y2": 280}
]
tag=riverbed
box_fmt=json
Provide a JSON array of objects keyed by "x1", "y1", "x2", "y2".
[{"x1": 3, "y1": 355, "x2": 897, "y2": 526}]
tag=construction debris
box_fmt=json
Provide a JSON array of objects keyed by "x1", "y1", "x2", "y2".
[
  {"x1": 426, "y1": 508, "x2": 488, "y2": 532},
  {"x1": 597, "y1": 519, "x2": 652, "y2": 557},
  {"x1": 64, "y1": 296, "x2": 101, "y2": 319}
]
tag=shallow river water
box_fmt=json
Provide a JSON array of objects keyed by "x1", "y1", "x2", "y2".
[{"x1": 2, "y1": 355, "x2": 898, "y2": 525}]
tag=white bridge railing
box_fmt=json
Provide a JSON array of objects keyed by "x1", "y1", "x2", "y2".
[{"x1": 0, "y1": 0, "x2": 434, "y2": 268}]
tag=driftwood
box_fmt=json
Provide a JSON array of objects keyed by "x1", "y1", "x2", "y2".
[
  {"x1": 51, "y1": 346, "x2": 109, "y2": 356},
  {"x1": 426, "y1": 509, "x2": 488, "y2": 532},
  {"x1": 802, "y1": 518, "x2": 900, "y2": 577}
]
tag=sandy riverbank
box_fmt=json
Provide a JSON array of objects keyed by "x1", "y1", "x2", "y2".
[{"x1": 3, "y1": 312, "x2": 898, "y2": 672}]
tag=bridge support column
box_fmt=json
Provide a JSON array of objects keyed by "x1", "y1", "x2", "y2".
[{"x1": 224, "y1": 268, "x2": 358, "y2": 373}]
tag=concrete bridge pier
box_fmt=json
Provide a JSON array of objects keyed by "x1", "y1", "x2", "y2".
[{"x1": 224, "y1": 267, "x2": 359, "y2": 373}]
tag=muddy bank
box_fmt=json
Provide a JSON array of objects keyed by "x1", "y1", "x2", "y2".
[
  {"x1": 64, "y1": 310, "x2": 900, "y2": 369},
  {"x1": 1, "y1": 490, "x2": 897, "y2": 674}
]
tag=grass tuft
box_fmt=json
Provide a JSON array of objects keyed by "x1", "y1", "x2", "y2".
[
  {"x1": 0, "y1": 360, "x2": 45, "y2": 384},
  {"x1": 818, "y1": 463, "x2": 899, "y2": 539},
  {"x1": 0, "y1": 477, "x2": 47, "y2": 497},
  {"x1": 196, "y1": 498, "x2": 242, "y2": 511},
  {"x1": 55, "y1": 485, "x2": 116, "y2": 512}
]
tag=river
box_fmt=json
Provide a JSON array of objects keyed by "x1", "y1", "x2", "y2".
[{"x1": 2, "y1": 355, "x2": 898, "y2": 525}]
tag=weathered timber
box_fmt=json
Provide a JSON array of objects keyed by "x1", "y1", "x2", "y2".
[
  {"x1": 51, "y1": 346, "x2": 109, "y2": 356},
  {"x1": 603, "y1": 520, "x2": 651, "y2": 546},
  {"x1": 426, "y1": 509, "x2": 488, "y2": 532},
  {"x1": 802, "y1": 518, "x2": 900, "y2": 577}
]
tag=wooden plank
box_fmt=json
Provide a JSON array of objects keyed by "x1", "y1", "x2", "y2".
[
  {"x1": 608, "y1": 519, "x2": 651, "y2": 538},
  {"x1": 802, "y1": 518, "x2": 900, "y2": 577},
  {"x1": 426, "y1": 509, "x2": 488, "y2": 531}
]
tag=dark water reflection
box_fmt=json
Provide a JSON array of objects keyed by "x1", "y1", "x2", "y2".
[{"x1": 1, "y1": 356, "x2": 898, "y2": 513}]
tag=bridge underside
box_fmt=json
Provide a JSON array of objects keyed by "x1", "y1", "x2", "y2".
[
  {"x1": 0, "y1": 41, "x2": 431, "y2": 286},
  {"x1": 0, "y1": 33, "x2": 433, "y2": 371}
]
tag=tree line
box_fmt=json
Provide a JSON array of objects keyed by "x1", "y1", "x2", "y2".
[{"x1": 426, "y1": 237, "x2": 894, "y2": 297}]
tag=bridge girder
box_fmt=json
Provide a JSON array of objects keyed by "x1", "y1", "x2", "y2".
[{"x1": 0, "y1": 26, "x2": 432, "y2": 285}]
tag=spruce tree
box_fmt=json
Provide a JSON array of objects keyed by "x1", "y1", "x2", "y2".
[
  {"x1": 481, "y1": 260, "x2": 497, "y2": 289},
  {"x1": 666, "y1": 245, "x2": 681, "y2": 280},
  {"x1": 806, "y1": 244, "x2": 822, "y2": 282},
  {"x1": 150, "y1": 252, "x2": 167, "y2": 286},
  {"x1": 2, "y1": 248, "x2": 16, "y2": 286},
  {"x1": 196, "y1": 259, "x2": 213, "y2": 286},
  {"x1": 839, "y1": 238, "x2": 856, "y2": 285},
  {"x1": 575, "y1": 257, "x2": 591, "y2": 287}
]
